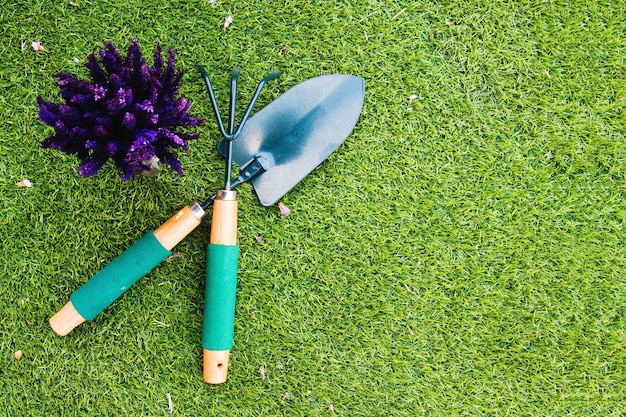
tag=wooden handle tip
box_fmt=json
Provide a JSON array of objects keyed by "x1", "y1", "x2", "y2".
[
  {"x1": 203, "y1": 349, "x2": 231, "y2": 384},
  {"x1": 50, "y1": 301, "x2": 86, "y2": 336}
]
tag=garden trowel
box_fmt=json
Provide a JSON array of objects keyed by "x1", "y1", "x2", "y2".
[
  {"x1": 217, "y1": 74, "x2": 365, "y2": 206},
  {"x1": 202, "y1": 73, "x2": 364, "y2": 383}
]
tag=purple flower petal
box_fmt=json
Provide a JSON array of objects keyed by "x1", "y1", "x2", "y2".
[
  {"x1": 70, "y1": 126, "x2": 89, "y2": 139},
  {"x1": 100, "y1": 42, "x2": 123, "y2": 75},
  {"x1": 86, "y1": 54, "x2": 107, "y2": 84},
  {"x1": 136, "y1": 99, "x2": 154, "y2": 113},
  {"x1": 41, "y1": 135, "x2": 63, "y2": 150},
  {"x1": 152, "y1": 43, "x2": 163, "y2": 74},
  {"x1": 122, "y1": 112, "x2": 136, "y2": 130},
  {"x1": 92, "y1": 85, "x2": 106, "y2": 101},
  {"x1": 53, "y1": 120, "x2": 68, "y2": 135},
  {"x1": 162, "y1": 151, "x2": 183, "y2": 176},
  {"x1": 106, "y1": 88, "x2": 127, "y2": 114},
  {"x1": 94, "y1": 125, "x2": 109, "y2": 137},
  {"x1": 106, "y1": 141, "x2": 119, "y2": 155},
  {"x1": 131, "y1": 129, "x2": 158, "y2": 151},
  {"x1": 69, "y1": 94, "x2": 90, "y2": 106},
  {"x1": 146, "y1": 112, "x2": 159, "y2": 126},
  {"x1": 78, "y1": 158, "x2": 105, "y2": 177},
  {"x1": 37, "y1": 97, "x2": 59, "y2": 126},
  {"x1": 58, "y1": 104, "x2": 80, "y2": 123},
  {"x1": 161, "y1": 129, "x2": 188, "y2": 151},
  {"x1": 277, "y1": 202, "x2": 291, "y2": 216},
  {"x1": 126, "y1": 145, "x2": 156, "y2": 165},
  {"x1": 94, "y1": 116, "x2": 112, "y2": 127}
]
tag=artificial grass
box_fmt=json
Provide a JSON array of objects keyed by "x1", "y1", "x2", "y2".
[{"x1": 1, "y1": 0, "x2": 625, "y2": 415}]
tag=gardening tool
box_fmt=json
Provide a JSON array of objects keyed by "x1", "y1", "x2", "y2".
[
  {"x1": 201, "y1": 72, "x2": 365, "y2": 383},
  {"x1": 196, "y1": 64, "x2": 282, "y2": 383},
  {"x1": 49, "y1": 66, "x2": 280, "y2": 337}
]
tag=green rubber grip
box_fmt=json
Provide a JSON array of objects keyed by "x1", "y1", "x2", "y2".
[
  {"x1": 202, "y1": 243, "x2": 239, "y2": 351},
  {"x1": 70, "y1": 231, "x2": 171, "y2": 321}
]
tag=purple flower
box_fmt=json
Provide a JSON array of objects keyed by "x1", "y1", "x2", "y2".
[
  {"x1": 37, "y1": 39, "x2": 204, "y2": 179},
  {"x1": 277, "y1": 202, "x2": 291, "y2": 216}
]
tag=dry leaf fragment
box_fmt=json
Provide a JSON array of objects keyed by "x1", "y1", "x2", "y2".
[
  {"x1": 277, "y1": 202, "x2": 290, "y2": 216},
  {"x1": 279, "y1": 45, "x2": 289, "y2": 54},
  {"x1": 16, "y1": 179, "x2": 32, "y2": 188},
  {"x1": 259, "y1": 365, "x2": 266, "y2": 380},
  {"x1": 165, "y1": 252, "x2": 180, "y2": 262},
  {"x1": 224, "y1": 16, "x2": 233, "y2": 31},
  {"x1": 166, "y1": 392, "x2": 173, "y2": 413},
  {"x1": 14, "y1": 350, "x2": 23, "y2": 360},
  {"x1": 391, "y1": 7, "x2": 407, "y2": 20},
  {"x1": 31, "y1": 41, "x2": 48, "y2": 52}
]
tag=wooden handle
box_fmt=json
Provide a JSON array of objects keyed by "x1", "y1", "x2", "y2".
[
  {"x1": 209, "y1": 196, "x2": 238, "y2": 245},
  {"x1": 203, "y1": 349, "x2": 231, "y2": 384},
  {"x1": 50, "y1": 301, "x2": 86, "y2": 336},
  {"x1": 203, "y1": 191, "x2": 238, "y2": 384},
  {"x1": 154, "y1": 203, "x2": 206, "y2": 250}
]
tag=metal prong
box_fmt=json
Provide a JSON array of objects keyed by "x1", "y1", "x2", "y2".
[
  {"x1": 196, "y1": 63, "x2": 281, "y2": 192},
  {"x1": 230, "y1": 70, "x2": 282, "y2": 138},
  {"x1": 196, "y1": 63, "x2": 229, "y2": 138}
]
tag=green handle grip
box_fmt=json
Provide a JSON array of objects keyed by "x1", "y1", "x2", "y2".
[
  {"x1": 202, "y1": 243, "x2": 239, "y2": 350},
  {"x1": 70, "y1": 231, "x2": 171, "y2": 320}
]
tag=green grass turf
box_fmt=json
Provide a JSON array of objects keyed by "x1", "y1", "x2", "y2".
[{"x1": 1, "y1": 0, "x2": 625, "y2": 415}]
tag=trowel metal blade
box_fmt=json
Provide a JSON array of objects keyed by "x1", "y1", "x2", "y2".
[{"x1": 218, "y1": 74, "x2": 364, "y2": 207}]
